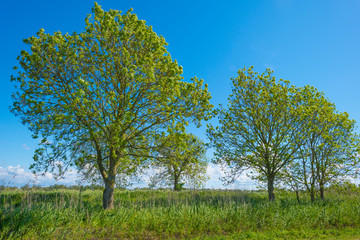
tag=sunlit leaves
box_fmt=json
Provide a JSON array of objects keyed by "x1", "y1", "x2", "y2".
[
  {"x1": 281, "y1": 86, "x2": 360, "y2": 200},
  {"x1": 150, "y1": 132, "x2": 208, "y2": 190},
  {"x1": 207, "y1": 67, "x2": 308, "y2": 200},
  {"x1": 10, "y1": 3, "x2": 213, "y2": 195}
]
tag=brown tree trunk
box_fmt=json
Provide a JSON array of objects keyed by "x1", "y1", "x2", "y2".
[
  {"x1": 310, "y1": 191, "x2": 315, "y2": 202},
  {"x1": 174, "y1": 175, "x2": 180, "y2": 191},
  {"x1": 103, "y1": 180, "x2": 115, "y2": 209},
  {"x1": 295, "y1": 190, "x2": 301, "y2": 205},
  {"x1": 319, "y1": 181, "x2": 325, "y2": 201},
  {"x1": 267, "y1": 176, "x2": 275, "y2": 201}
]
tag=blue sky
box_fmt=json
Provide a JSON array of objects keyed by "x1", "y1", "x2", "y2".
[{"x1": 1, "y1": 0, "x2": 359, "y2": 188}]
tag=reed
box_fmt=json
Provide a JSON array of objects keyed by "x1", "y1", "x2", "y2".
[{"x1": 1, "y1": 188, "x2": 360, "y2": 239}]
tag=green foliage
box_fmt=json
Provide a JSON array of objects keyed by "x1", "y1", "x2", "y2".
[
  {"x1": 10, "y1": 3, "x2": 212, "y2": 207},
  {"x1": 149, "y1": 132, "x2": 208, "y2": 190},
  {"x1": 207, "y1": 67, "x2": 307, "y2": 200},
  {"x1": 1, "y1": 188, "x2": 360, "y2": 239},
  {"x1": 280, "y1": 85, "x2": 360, "y2": 201}
]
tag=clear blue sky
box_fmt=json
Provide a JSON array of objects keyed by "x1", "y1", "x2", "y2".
[{"x1": 1, "y1": 0, "x2": 359, "y2": 187}]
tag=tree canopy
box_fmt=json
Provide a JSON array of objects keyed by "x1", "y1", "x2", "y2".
[
  {"x1": 11, "y1": 3, "x2": 213, "y2": 209},
  {"x1": 280, "y1": 85, "x2": 360, "y2": 201},
  {"x1": 207, "y1": 67, "x2": 307, "y2": 201},
  {"x1": 149, "y1": 131, "x2": 208, "y2": 190}
]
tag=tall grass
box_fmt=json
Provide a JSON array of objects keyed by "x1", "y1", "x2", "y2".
[{"x1": 1, "y1": 189, "x2": 360, "y2": 239}]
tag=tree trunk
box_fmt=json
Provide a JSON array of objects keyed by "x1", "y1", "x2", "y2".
[
  {"x1": 267, "y1": 176, "x2": 275, "y2": 201},
  {"x1": 103, "y1": 180, "x2": 115, "y2": 209},
  {"x1": 310, "y1": 191, "x2": 315, "y2": 202},
  {"x1": 319, "y1": 181, "x2": 325, "y2": 201},
  {"x1": 295, "y1": 190, "x2": 301, "y2": 205},
  {"x1": 308, "y1": 180, "x2": 316, "y2": 202},
  {"x1": 174, "y1": 175, "x2": 180, "y2": 191}
]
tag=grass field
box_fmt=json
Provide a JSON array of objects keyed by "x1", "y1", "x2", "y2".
[{"x1": 1, "y1": 188, "x2": 360, "y2": 239}]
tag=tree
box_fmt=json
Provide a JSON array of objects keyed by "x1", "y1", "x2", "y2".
[
  {"x1": 207, "y1": 67, "x2": 307, "y2": 201},
  {"x1": 281, "y1": 86, "x2": 360, "y2": 201},
  {"x1": 149, "y1": 131, "x2": 208, "y2": 190},
  {"x1": 314, "y1": 112, "x2": 359, "y2": 200},
  {"x1": 279, "y1": 86, "x2": 329, "y2": 202},
  {"x1": 10, "y1": 3, "x2": 213, "y2": 209},
  {"x1": 280, "y1": 161, "x2": 304, "y2": 204}
]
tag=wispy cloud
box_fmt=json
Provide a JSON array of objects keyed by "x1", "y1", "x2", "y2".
[
  {"x1": 0, "y1": 164, "x2": 260, "y2": 189},
  {"x1": 264, "y1": 63, "x2": 276, "y2": 71},
  {"x1": 0, "y1": 165, "x2": 77, "y2": 187},
  {"x1": 22, "y1": 144, "x2": 31, "y2": 151},
  {"x1": 205, "y1": 164, "x2": 258, "y2": 190}
]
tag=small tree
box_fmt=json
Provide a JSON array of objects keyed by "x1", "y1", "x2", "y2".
[
  {"x1": 314, "y1": 112, "x2": 359, "y2": 200},
  {"x1": 11, "y1": 3, "x2": 212, "y2": 209},
  {"x1": 281, "y1": 85, "x2": 360, "y2": 201},
  {"x1": 279, "y1": 161, "x2": 304, "y2": 204},
  {"x1": 149, "y1": 131, "x2": 208, "y2": 190},
  {"x1": 279, "y1": 85, "x2": 329, "y2": 202},
  {"x1": 207, "y1": 67, "x2": 306, "y2": 201}
]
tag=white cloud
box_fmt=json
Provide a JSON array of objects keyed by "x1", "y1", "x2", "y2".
[
  {"x1": 0, "y1": 164, "x2": 259, "y2": 190},
  {"x1": 2, "y1": 164, "x2": 357, "y2": 190},
  {"x1": 205, "y1": 164, "x2": 258, "y2": 190},
  {"x1": 0, "y1": 165, "x2": 78, "y2": 187}
]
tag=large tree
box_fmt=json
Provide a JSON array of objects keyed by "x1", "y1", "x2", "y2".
[
  {"x1": 207, "y1": 67, "x2": 307, "y2": 201},
  {"x1": 11, "y1": 3, "x2": 212, "y2": 209},
  {"x1": 149, "y1": 131, "x2": 208, "y2": 190}
]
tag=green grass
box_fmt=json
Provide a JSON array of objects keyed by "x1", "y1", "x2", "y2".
[{"x1": 1, "y1": 188, "x2": 360, "y2": 239}]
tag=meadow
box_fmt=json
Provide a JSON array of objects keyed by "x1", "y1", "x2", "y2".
[{"x1": 1, "y1": 187, "x2": 360, "y2": 239}]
